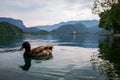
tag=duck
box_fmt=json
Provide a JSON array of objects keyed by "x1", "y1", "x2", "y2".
[{"x1": 19, "y1": 42, "x2": 53, "y2": 57}]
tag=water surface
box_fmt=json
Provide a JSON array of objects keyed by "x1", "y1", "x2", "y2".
[{"x1": 0, "y1": 34, "x2": 119, "y2": 80}]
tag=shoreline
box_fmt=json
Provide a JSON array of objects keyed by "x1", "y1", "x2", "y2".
[{"x1": 98, "y1": 34, "x2": 120, "y2": 37}]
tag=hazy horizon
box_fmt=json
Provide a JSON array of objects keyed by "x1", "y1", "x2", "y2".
[{"x1": 0, "y1": 0, "x2": 99, "y2": 27}]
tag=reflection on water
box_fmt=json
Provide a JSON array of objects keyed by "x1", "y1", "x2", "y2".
[
  {"x1": 0, "y1": 34, "x2": 119, "y2": 80},
  {"x1": 54, "y1": 34, "x2": 101, "y2": 47},
  {"x1": 91, "y1": 36, "x2": 120, "y2": 80},
  {"x1": 20, "y1": 54, "x2": 53, "y2": 71},
  {"x1": 0, "y1": 35, "x2": 24, "y2": 48},
  {"x1": 20, "y1": 56, "x2": 31, "y2": 71}
]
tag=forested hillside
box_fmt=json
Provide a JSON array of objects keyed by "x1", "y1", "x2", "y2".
[{"x1": 0, "y1": 22, "x2": 23, "y2": 35}]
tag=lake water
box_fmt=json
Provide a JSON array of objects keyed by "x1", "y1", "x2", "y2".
[{"x1": 0, "y1": 34, "x2": 120, "y2": 80}]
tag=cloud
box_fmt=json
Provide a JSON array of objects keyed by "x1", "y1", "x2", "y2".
[{"x1": 0, "y1": 0, "x2": 99, "y2": 27}]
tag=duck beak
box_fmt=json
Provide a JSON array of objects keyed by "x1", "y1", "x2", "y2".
[{"x1": 19, "y1": 46, "x2": 24, "y2": 51}]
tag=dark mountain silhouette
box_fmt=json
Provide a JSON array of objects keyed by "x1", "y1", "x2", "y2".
[
  {"x1": 51, "y1": 23, "x2": 88, "y2": 35},
  {"x1": 0, "y1": 22, "x2": 23, "y2": 35},
  {"x1": 0, "y1": 17, "x2": 26, "y2": 29}
]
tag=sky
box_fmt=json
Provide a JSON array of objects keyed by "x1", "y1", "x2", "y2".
[{"x1": 0, "y1": 0, "x2": 99, "y2": 27}]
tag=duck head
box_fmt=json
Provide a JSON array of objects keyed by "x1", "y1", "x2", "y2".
[{"x1": 19, "y1": 42, "x2": 31, "y2": 52}]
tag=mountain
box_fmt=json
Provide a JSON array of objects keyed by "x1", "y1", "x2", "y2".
[
  {"x1": 88, "y1": 25, "x2": 102, "y2": 33},
  {"x1": 79, "y1": 20, "x2": 99, "y2": 28},
  {"x1": 0, "y1": 17, "x2": 41, "y2": 33},
  {"x1": 32, "y1": 30, "x2": 49, "y2": 35},
  {"x1": 0, "y1": 22, "x2": 23, "y2": 35},
  {"x1": 0, "y1": 17, "x2": 26, "y2": 29},
  {"x1": 24, "y1": 28, "x2": 49, "y2": 34},
  {"x1": 0, "y1": 17, "x2": 100, "y2": 34},
  {"x1": 51, "y1": 23, "x2": 88, "y2": 35},
  {"x1": 32, "y1": 20, "x2": 99, "y2": 31},
  {"x1": 58, "y1": 20, "x2": 99, "y2": 28},
  {"x1": 24, "y1": 27, "x2": 40, "y2": 33},
  {"x1": 32, "y1": 24, "x2": 65, "y2": 31},
  {"x1": 88, "y1": 25, "x2": 111, "y2": 34}
]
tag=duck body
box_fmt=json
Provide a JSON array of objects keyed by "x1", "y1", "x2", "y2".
[{"x1": 20, "y1": 42, "x2": 53, "y2": 57}]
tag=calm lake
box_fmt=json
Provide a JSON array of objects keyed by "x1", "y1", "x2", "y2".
[{"x1": 0, "y1": 34, "x2": 120, "y2": 80}]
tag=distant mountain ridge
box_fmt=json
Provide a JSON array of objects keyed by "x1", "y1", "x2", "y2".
[
  {"x1": 79, "y1": 20, "x2": 99, "y2": 27},
  {"x1": 88, "y1": 25, "x2": 103, "y2": 33},
  {"x1": 24, "y1": 27, "x2": 40, "y2": 32},
  {"x1": 0, "y1": 17, "x2": 26, "y2": 29},
  {"x1": 51, "y1": 23, "x2": 89, "y2": 35},
  {"x1": 0, "y1": 17, "x2": 104, "y2": 34},
  {"x1": 32, "y1": 20, "x2": 99, "y2": 31}
]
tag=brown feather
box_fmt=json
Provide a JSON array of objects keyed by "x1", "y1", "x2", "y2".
[{"x1": 30, "y1": 45, "x2": 53, "y2": 57}]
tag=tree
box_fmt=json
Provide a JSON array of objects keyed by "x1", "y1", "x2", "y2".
[
  {"x1": 92, "y1": 0, "x2": 118, "y2": 14},
  {"x1": 92, "y1": 0, "x2": 120, "y2": 34}
]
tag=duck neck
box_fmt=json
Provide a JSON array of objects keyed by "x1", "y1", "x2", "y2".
[{"x1": 25, "y1": 46, "x2": 31, "y2": 52}]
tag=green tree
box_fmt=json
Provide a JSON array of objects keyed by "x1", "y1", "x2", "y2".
[
  {"x1": 92, "y1": 0, "x2": 118, "y2": 14},
  {"x1": 93, "y1": 0, "x2": 120, "y2": 34}
]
